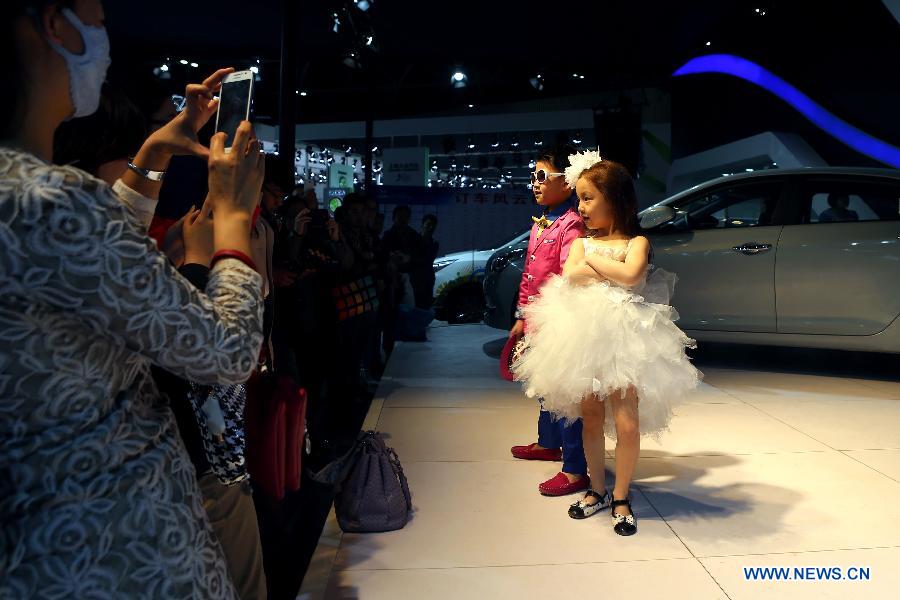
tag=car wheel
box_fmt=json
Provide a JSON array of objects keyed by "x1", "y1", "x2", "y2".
[{"x1": 446, "y1": 286, "x2": 486, "y2": 324}]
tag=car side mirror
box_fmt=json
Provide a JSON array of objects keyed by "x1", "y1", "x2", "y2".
[{"x1": 640, "y1": 205, "x2": 676, "y2": 230}]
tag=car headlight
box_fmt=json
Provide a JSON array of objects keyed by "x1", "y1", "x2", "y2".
[{"x1": 433, "y1": 258, "x2": 457, "y2": 272}]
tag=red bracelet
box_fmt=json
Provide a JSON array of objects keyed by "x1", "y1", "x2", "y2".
[{"x1": 210, "y1": 249, "x2": 258, "y2": 272}]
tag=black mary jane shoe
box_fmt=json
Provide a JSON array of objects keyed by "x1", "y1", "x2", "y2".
[
  {"x1": 568, "y1": 489, "x2": 611, "y2": 520},
  {"x1": 610, "y1": 496, "x2": 637, "y2": 536}
]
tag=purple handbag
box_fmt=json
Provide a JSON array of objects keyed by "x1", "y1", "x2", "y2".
[{"x1": 334, "y1": 431, "x2": 412, "y2": 533}]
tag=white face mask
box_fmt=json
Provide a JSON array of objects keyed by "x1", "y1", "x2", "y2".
[{"x1": 46, "y1": 8, "x2": 111, "y2": 119}]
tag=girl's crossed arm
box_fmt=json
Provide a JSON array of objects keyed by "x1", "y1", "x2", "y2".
[
  {"x1": 584, "y1": 236, "x2": 650, "y2": 286},
  {"x1": 563, "y1": 238, "x2": 603, "y2": 284}
]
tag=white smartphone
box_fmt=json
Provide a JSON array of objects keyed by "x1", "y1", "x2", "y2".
[{"x1": 214, "y1": 70, "x2": 254, "y2": 152}]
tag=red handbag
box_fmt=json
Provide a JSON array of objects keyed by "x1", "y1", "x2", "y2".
[
  {"x1": 284, "y1": 386, "x2": 307, "y2": 493},
  {"x1": 245, "y1": 373, "x2": 307, "y2": 500}
]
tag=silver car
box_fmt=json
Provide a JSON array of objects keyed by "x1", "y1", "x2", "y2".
[{"x1": 484, "y1": 167, "x2": 900, "y2": 353}]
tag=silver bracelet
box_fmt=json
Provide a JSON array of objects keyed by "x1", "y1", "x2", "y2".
[{"x1": 127, "y1": 161, "x2": 166, "y2": 182}]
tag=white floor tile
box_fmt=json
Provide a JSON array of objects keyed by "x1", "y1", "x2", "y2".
[
  {"x1": 326, "y1": 558, "x2": 727, "y2": 600},
  {"x1": 635, "y1": 452, "x2": 900, "y2": 557},
  {"x1": 701, "y1": 546, "x2": 900, "y2": 600},
  {"x1": 333, "y1": 461, "x2": 692, "y2": 571}
]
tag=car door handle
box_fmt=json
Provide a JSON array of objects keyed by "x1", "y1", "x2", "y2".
[{"x1": 732, "y1": 243, "x2": 773, "y2": 255}]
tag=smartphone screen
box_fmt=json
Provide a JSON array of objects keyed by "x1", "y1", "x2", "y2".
[{"x1": 216, "y1": 75, "x2": 252, "y2": 149}]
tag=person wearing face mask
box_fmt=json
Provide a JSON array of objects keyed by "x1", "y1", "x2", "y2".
[
  {"x1": 508, "y1": 144, "x2": 591, "y2": 498},
  {"x1": 0, "y1": 1, "x2": 266, "y2": 597}
]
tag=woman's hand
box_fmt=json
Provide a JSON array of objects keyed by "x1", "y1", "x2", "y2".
[
  {"x1": 182, "y1": 201, "x2": 215, "y2": 266},
  {"x1": 207, "y1": 121, "x2": 264, "y2": 259},
  {"x1": 144, "y1": 68, "x2": 235, "y2": 160},
  {"x1": 207, "y1": 120, "x2": 265, "y2": 219},
  {"x1": 294, "y1": 209, "x2": 312, "y2": 236},
  {"x1": 122, "y1": 68, "x2": 235, "y2": 200},
  {"x1": 326, "y1": 218, "x2": 340, "y2": 242}
]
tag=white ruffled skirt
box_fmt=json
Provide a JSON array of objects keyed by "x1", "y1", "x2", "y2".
[{"x1": 511, "y1": 269, "x2": 702, "y2": 441}]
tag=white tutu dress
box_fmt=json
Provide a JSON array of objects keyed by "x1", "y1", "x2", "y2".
[{"x1": 511, "y1": 237, "x2": 702, "y2": 442}]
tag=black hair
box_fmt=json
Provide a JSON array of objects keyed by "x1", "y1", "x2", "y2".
[
  {"x1": 263, "y1": 154, "x2": 294, "y2": 190},
  {"x1": 114, "y1": 73, "x2": 174, "y2": 130},
  {"x1": 343, "y1": 192, "x2": 367, "y2": 209},
  {"x1": 392, "y1": 204, "x2": 412, "y2": 218},
  {"x1": 53, "y1": 82, "x2": 145, "y2": 174},
  {"x1": 2, "y1": 0, "x2": 76, "y2": 139},
  {"x1": 423, "y1": 213, "x2": 438, "y2": 226},
  {"x1": 536, "y1": 143, "x2": 578, "y2": 173}
]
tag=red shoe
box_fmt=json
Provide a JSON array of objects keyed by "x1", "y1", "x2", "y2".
[
  {"x1": 539, "y1": 472, "x2": 589, "y2": 496},
  {"x1": 511, "y1": 443, "x2": 562, "y2": 461}
]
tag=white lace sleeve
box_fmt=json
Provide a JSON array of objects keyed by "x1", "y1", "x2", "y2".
[
  {"x1": 112, "y1": 178, "x2": 158, "y2": 233},
  {"x1": 5, "y1": 164, "x2": 263, "y2": 385}
]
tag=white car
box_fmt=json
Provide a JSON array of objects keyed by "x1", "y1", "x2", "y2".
[
  {"x1": 486, "y1": 167, "x2": 900, "y2": 353},
  {"x1": 432, "y1": 230, "x2": 530, "y2": 323}
]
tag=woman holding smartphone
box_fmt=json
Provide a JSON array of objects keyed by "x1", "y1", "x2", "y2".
[{"x1": 1, "y1": 1, "x2": 265, "y2": 597}]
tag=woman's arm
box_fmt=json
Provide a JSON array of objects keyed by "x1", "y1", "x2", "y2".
[
  {"x1": 14, "y1": 179, "x2": 262, "y2": 386},
  {"x1": 583, "y1": 236, "x2": 651, "y2": 286},
  {"x1": 120, "y1": 68, "x2": 235, "y2": 201}
]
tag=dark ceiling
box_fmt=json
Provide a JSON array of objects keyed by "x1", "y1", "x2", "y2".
[{"x1": 104, "y1": 0, "x2": 900, "y2": 125}]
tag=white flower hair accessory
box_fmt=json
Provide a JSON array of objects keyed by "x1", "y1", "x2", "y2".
[{"x1": 564, "y1": 149, "x2": 603, "y2": 188}]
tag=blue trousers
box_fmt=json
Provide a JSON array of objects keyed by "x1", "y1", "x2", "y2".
[{"x1": 537, "y1": 408, "x2": 587, "y2": 476}]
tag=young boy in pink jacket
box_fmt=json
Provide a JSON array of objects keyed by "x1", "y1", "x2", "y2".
[{"x1": 509, "y1": 144, "x2": 588, "y2": 496}]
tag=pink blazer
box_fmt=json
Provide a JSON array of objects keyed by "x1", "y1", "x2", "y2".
[{"x1": 516, "y1": 207, "x2": 584, "y2": 331}]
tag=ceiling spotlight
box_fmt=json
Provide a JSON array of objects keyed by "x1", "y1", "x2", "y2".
[
  {"x1": 510, "y1": 135, "x2": 520, "y2": 148},
  {"x1": 491, "y1": 136, "x2": 500, "y2": 148},
  {"x1": 179, "y1": 59, "x2": 188, "y2": 65},
  {"x1": 467, "y1": 137, "x2": 476, "y2": 150},
  {"x1": 451, "y1": 70, "x2": 468, "y2": 88},
  {"x1": 529, "y1": 74, "x2": 544, "y2": 91},
  {"x1": 343, "y1": 51, "x2": 362, "y2": 69},
  {"x1": 300, "y1": 91, "x2": 308, "y2": 96},
  {"x1": 250, "y1": 66, "x2": 259, "y2": 74},
  {"x1": 190, "y1": 62, "x2": 199, "y2": 68},
  {"x1": 355, "y1": 0, "x2": 372, "y2": 11},
  {"x1": 705, "y1": 41, "x2": 711, "y2": 46},
  {"x1": 160, "y1": 64, "x2": 169, "y2": 72},
  {"x1": 467, "y1": 103, "x2": 475, "y2": 108},
  {"x1": 372, "y1": 145, "x2": 379, "y2": 152},
  {"x1": 572, "y1": 132, "x2": 583, "y2": 144}
]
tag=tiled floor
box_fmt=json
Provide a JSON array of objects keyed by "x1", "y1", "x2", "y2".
[{"x1": 299, "y1": 324, "x2": 900, "y2": 600}]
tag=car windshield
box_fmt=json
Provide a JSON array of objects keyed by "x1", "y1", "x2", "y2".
[{"x1": 480, "y1": 229, "x2": 530, "y2": 251}]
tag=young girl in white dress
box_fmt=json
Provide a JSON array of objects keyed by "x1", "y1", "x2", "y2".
[{"x1": 511, "y1": 152, "x2": 702, "y2": 536}]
